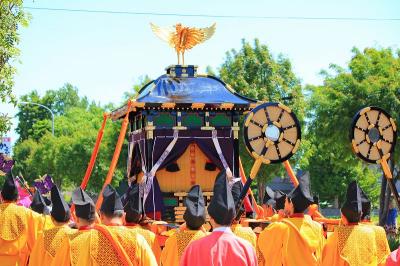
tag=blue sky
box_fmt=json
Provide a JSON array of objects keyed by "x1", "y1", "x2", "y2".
[{"x1": 1, "y1": 0, "x2": 400, "y2": 144}]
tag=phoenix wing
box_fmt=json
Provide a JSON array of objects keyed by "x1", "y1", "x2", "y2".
[
  {"x1": 184, "y1": 23, "x2": 216, "y2": 50},
  {"x1": 150, "y1": 23, "x2": 175, "y2": 48}
]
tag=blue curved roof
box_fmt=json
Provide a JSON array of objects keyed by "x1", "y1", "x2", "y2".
[
  {"x1": 137, "y1": 74, "x2": 254, "y2": 105},
  {"x1": 110, "y1": 66, "x2": 257, "y2": 120}
]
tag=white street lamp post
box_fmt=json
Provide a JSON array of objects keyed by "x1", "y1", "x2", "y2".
[{"x1": 19, "y1": 101, "x2": 55, "y2": 136}]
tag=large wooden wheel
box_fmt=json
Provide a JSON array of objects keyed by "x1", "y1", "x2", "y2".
[
  {"x1": 350, "y1": 106, "x2": 400, "y2": 210},
  {"x1": 243, "y1": 102, "x2": 301, "y2": 164},
  {"x1": 350, "y1": 106, "x2": 397, "y2": 164}
]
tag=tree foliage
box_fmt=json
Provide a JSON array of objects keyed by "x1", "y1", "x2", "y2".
[
  {"x1": 16, "y1": 83, "x2": 89, "y2": 142},
  {"x1": 218, "y1": 39, "x2": 307, "y2": 191},
  {"x1": 0, "y1": 1, "x2": 29, "y2": 135},
  {"x1": 306, "y1": 47, "x2": 400, "y2": 206},
  {"x1": 12, "y1": 85, "x2": 127, "y2": 192}
]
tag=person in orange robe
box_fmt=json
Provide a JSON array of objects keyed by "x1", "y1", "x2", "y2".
[
  {"x1": 161, "y1": 185, "x2": 207, "y2": 266},
  {"x1": 322, "y1": 181, "x2": 378, "y2": 266},
  {"x1": 123, "y1": 182, "x2": 162, "y2": 264},
  {"x1": 258, "y1": 171, "x2": 325, "y2": 266},
  {"x1": 29, "y1": 184, "x2": 76, "y2": 265},
  {"x1": 0, "y1": 173, "x2": 44, "y2": 266},
  {"x1": 180, "y1": 170, "x2": 257, "y2": 266},
  {"x1": 30, "y1": 190, "x2": 54, "y2": 230},
  {"x1": 359, "y1": 186, "x2": 390, "y2": 266},
  {"x1": 52, "y1": 187, "x2": 157, "y2": 266}
]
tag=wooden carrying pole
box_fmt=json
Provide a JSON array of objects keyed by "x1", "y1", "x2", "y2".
[
  {"x1": 96, "y1": 101, "x2": 132, "y2": 210},
  {"x1": 81, "y1": 113, "x2": 109, "y2": 189},
  {"x1": 70, "y1": 113, "x2": 109, "y2": 216},
  {"x1": 381, "y1": 157, "x2": 400, "y2": 210},
  {"x1": 283, "y1": 160, "x2": 299, "y2": 187},
  {"x1": 239, "y1": 158, "x2": 263, "y2": 218}
]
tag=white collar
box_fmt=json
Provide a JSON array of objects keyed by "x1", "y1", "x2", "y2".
[{"x1": 213, "y1": 226, "x2": 233, "y2": 233}]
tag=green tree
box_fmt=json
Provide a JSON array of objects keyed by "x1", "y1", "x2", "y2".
[
  {"x1": 307, "y1": 47, "x2": 400, "y2": 217},
  {"x1": 16, "y1": 83, "x2": 88, "y2": 141},
  {"x1": 13, "y1": 103, "x2": 126, "y2": 193},
  {"x1": 218, "y1": 39, "x2": 306, "y2": 201},
  {"x1": 0, "y1": 1, "x2": 29, "y2": 135},
  {"x1": 11, "y1": 85, "x2": 129, "y2": 193}
]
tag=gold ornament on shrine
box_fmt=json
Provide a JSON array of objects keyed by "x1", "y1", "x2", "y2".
[{"x1": 150, "y1": 22, "x2": 216, "y2": 65}]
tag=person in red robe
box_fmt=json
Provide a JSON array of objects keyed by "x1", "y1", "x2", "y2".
[
  {"x1": 180, "y1": 170, "x2": 257, "y2": 266},
  {"x1": 387, "y1": 247, "x2": 400, "y2": 266}
]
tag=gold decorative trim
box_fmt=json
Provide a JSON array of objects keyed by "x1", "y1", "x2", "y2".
[
  {"x1": 220, "y1": 103, "x2": 234, "y2": 110},
  {"x1": 192, "y1": 103, "x2": 205, "y2": 109},
  {"x1": 161, "y1": 103, "x2": 176, "y2": 109},
  {"x1": 360, "y1": 107, "x2": 371, "y2": 115}
]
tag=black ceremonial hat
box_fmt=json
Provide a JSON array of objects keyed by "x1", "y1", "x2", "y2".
[
  {"x1": 30, "y1": 190, "x2": 47, "y2": 214},
  {"x1": 1, "y1": 172, "x2": 18, "y2": 201},
  {"x1": 263, "y1": 186, "x2": 277, "y2": 208},
  {"x1": 72, "y1": 187, "x2": 95, "y2": 221},
  {"x1": 359, "y1": 187, "x2": 371, "y2": 219},
  {"x1": 287, "y1": 171, "x2": 314, "y2": 213},
  {"x1": 100, "y1": 184, "x2": 124, "y2": 216},
  {"x1": 341, "y1": 181, "x2": 362, "y2": 222},
  {"x1": 231, "y1": 180, "x2": 245, "y2": 220},
  {"x1": 51, "y1": 185, "x2": 70, "y2": 223},
  {"x1": 124, "y1": 183, "x2": 142, "y2": 223},
  {"x1": 183, "y1": 185, "x2": 206, "y2": 229},
  {"x1": 207, "y1": 170, "x2": 236, "y2": 225},
  {"x1": 275, "y1": 190, "x2": 287, "y2": 210}
]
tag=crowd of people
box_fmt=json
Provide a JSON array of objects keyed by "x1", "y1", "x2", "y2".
[{"x1": 1, "y1": 166, "x2": 400, "y2": 265}]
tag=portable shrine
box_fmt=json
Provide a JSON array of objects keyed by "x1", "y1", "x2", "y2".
[{"x1": 110, "y1": 65, "x2": 257, "y2": 221}]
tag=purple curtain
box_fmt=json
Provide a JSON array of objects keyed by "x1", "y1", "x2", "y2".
[
  {"x1": 144, "y1": 177, "x2": 165, "y2": 215},
  {"x1": 152, "y1": 129, "x2": 234, "y2": 171}
]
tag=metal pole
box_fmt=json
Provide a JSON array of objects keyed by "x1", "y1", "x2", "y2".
[{"x1": 19, "y1": 101, "x2": 55, "y2": 136}]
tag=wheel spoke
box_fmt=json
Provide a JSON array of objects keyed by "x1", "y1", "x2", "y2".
[
  {"x1": 356, "y1": 139, "x2": 366, "y2": 146},
  {"x1": 250, "y1": 120, "x2": 263, "y2": 128},
  {"x1": 364, "y1": 113, "x2": 371, "y2": 125},
  {"x1": 283, "y1": 138, "x2": 295, "y2": 146},
  {"x1": 274, "y1": 143, "x2": 282, "y2": 159},
  {"x1": 356, "y1": 126, "x2": 367, "y2": 133},
  {"x1": 367, "y1": 145, "x2": 373, "y2": 158},
  {"x1": 277, "y1": 109, "x2": 284, "y2": 123},
  {"x1": 381, "y1": 124, "x2": 392, "y2": 131},
  {"x1": 249, "y1": 135, "x2": 263, "y2": 142},
  {"x1": 264, "y1": 107, "x2": 271, "y2": 124},
  {"x1": 282, "y1": 124, "x2": 296, "y2": 131}
]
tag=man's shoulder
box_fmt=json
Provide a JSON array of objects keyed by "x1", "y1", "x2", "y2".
[
  {"x1": 262, "y1": 220, "x2": 289, "y2": 232},
  {"x1": 68, "y1": 229, "x2": 91, "y2": 244},
  {"x1": 1, "y1": 202, "x2": 30, "y2": 215},
  {"x1": 338, "y1": 224, "x2": 375, "y2": 239}
]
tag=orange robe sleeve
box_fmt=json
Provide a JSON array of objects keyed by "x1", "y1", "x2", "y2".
[
  {"x1": 27, "y1": 208, "x2": 46, "y2": 252},
  {"x1": 28, "y1": 233, "x2": 53, "y2": 266},
  {"x1": 373, "y1": 226, "x2": 391, "y2": 266},
  {"x1": 149, "y1": 231, "x2": 161, "y2": 265},
  {"x1": 323, "y1": 231, "x2": 343, "y2": 266},
  {"x1": 134, "y1": 233, "x2": 158, "y2": 266},
  {"x1": 51, "y1": 237, "x2": 72, "y2": 266},
  {"x1": 258, "y1": 222, "x2": 289, "y2": 266},
  {"x1": 160, "y1": 234, "x2": 179, "y2": 266}
]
